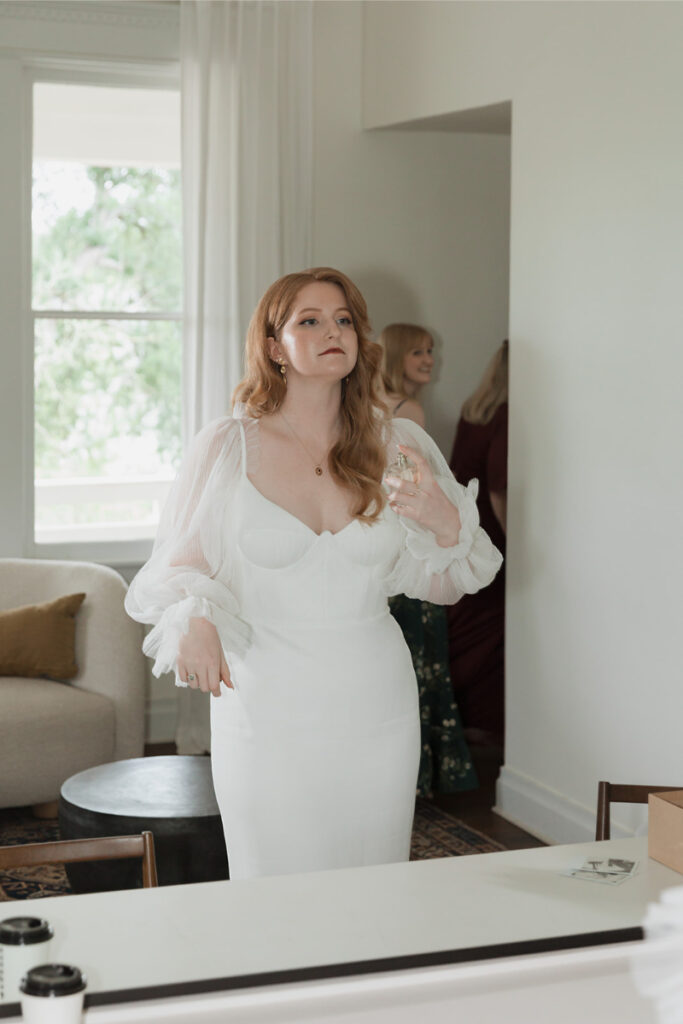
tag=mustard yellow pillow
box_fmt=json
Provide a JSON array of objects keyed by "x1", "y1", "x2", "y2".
[{"x1": 0, "y1": 593, "x2": 86, "y2": 680}]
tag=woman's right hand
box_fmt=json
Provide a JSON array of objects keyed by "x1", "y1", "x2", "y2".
[{"x1": 177, "y1": 617, "x2": 232, "y2": 697}]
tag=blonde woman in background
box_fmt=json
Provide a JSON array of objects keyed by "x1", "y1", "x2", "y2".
[
  {"x1": 448, "y1": 340, "x2": 508, "y2": 752},
  {"x1": 379, "y1": 322, "x2": 478, "y2": 799},
  {"x1": 380, "y1": 322, "x2": 434, "y2": 427}
]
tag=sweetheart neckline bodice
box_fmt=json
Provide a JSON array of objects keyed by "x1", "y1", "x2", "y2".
[{"x1": 243, "y1": 473, "x2": 362, "y2": 540}]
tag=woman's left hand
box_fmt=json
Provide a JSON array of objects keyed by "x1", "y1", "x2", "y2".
[{"x1": 385, "y1": 444, "x2": 461, "y2": 548}]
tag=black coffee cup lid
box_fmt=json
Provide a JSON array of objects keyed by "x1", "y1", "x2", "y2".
[
  {"x1": 0, "y1": 917, "x2": 53, "y2": 945},
  {"x1": 20, "y1": 964, "x2": 86, "y2": 997}
]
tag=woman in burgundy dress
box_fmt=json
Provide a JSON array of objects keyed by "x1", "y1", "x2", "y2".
[{"x1": 448, "y1": 341, "x2": 508, "y2": 750}]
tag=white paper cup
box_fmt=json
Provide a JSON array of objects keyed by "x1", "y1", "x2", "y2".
[
  {"x1": 20, "y1": 964, "x2": 86, "y2": 1024},
  {"x1": 0, "y1": 917, "x2": 53, "y2": 1003}
]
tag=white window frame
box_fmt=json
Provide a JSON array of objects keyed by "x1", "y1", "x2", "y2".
[{"x1": 22, "y1": 56, "x2": 181, "y2": 567}]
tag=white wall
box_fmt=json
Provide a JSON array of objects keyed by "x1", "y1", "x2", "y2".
[
  {"x1": 365, "y1": 1, "x2": 683, "y2": 841},
  {"x1": 311, "y1": 1, "x2": 510, "y2": 456}
]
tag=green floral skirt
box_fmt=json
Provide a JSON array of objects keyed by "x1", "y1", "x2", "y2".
[{"x1": 389, "y1": 595, "x2": 478, "y2": 797}]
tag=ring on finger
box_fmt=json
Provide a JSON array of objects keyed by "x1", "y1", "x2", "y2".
[{"x1": 187, "y1": 672, "x2": 196, "y2": 682}]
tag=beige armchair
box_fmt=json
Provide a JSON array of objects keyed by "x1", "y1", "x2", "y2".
[{"x1": 0, "y1": 558, "x2": 146, "y2": 810}]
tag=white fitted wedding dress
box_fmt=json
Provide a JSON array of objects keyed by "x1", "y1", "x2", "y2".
[{"x1": 125, "y1": 407, "x2": 502, "y2": 880}]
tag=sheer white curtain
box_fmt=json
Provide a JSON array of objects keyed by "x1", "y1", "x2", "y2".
[{"x1": 175, "y1": 0, "x2": 313, "y2": 754}]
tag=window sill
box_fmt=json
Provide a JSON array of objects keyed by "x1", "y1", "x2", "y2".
[{"x1": 33, "y1": 538, "x2": 153, "y2": 568}]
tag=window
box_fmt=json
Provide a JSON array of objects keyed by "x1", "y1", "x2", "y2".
[{"x1": 32, "y1": 82, "x2": 182, "y2": 546}]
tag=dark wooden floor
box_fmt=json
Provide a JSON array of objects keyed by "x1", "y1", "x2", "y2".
[
  {"x1": 432, "y1": 743, "x2": 546, "y2": 851},
  {"x1": 145, "y1": 741, "x2": 545, "y2": 853}
]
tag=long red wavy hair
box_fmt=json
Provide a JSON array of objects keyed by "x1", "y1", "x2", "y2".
[{"x1": 233, "y1": 267, "x2": 388, "y2": 522}]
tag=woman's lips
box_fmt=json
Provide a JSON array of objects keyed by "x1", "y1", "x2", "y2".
[{"x1": 321, "y1": 347, "x2": 344, "y2": 355}]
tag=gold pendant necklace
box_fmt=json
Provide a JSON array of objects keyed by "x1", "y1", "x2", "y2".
[{"x1": 280, "y1": 410, "x2": 332, "y2": 476}]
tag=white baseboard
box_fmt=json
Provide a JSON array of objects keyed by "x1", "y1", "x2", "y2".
[
  {"x1": 145, "y1": 695, "x2": 178, "y2": 745},
  {"x1": 495, "y1": 765, "x2": 636, "y2": 845}
]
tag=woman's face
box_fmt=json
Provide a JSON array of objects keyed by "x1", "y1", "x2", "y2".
[
  {"x1": 402, "y1": 338, "x2": 434, "y2": 387},
  {"x1": 271, "y1": 281, "x2": 358, "y2": 383}
]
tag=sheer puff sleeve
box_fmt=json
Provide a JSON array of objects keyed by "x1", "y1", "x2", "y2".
[
  {"x1": 382, "y1": 418, "x2": 503, "y2": 605},
  {"x1": 124, "y1": 416, "x2": 251, "y2": 684}
]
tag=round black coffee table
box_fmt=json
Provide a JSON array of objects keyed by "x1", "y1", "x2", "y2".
[{"x1": 59, "y1": 756, "x2": 229, "y2": 893}]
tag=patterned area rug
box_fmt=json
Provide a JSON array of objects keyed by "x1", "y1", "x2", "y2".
[
  {"x1": 0, "y1": 808, "x2": 71, "y2": 901},
  {"x1": 0, "y1": 799, "x2": 504, "y2": 900},
  {"x1": 410, "y1": 799, "x2": 505, "y2": 860}
]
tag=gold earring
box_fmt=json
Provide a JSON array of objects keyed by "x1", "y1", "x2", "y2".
[{"x1": 278, "y1": 359, "x2": 287, "y2": 386}]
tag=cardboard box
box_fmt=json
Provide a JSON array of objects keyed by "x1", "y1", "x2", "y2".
[{"x1": 648, "y1": 791, "x2": 683, "y2": 874}]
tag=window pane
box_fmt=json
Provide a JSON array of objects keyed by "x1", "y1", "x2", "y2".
[
  {"x1": 34, "y1": 319, "x2": 181, "y2": 543},
  {"x1": 33, "y1": 163, "x2": 182, "y2": 312}
]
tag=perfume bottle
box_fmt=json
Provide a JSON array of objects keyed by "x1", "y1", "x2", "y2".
[{"x1": 384, "y1": 449, "x2": 417, "y2": 489}]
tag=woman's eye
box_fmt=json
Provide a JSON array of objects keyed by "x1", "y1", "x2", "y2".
[
  {"x1": 300, "y1": 318, "x2": 317, "y2": 326},
  {"x1": 337, "y1": 316, "x2": 352, "y2": 326}
]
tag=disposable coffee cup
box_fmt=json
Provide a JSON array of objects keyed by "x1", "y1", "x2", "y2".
[
  {"x1": 20, "y1": 964, "x2": 86, "y2": 1024},
  {"x1": 0, "y1": 917, "x2": 53, "y2": 1003}
]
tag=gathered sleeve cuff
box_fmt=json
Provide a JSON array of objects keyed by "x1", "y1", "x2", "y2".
[
  {"x1": 125, "y1": 416, "x2": 252, "y2": 682},
  {"x1": 382, "y1": 418, "x2": 503, "y2": 605},
  {"x1": 141, "y1": 582, "x2": 252, "y2": 683}
]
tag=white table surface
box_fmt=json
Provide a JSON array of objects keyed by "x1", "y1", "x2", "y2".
[
  {"x1": 57, "y1": 942, "x2": 663, "y2": 1024},
  {"x1": 0, "y1": 836, "x2": 679, "y2": 1020}
]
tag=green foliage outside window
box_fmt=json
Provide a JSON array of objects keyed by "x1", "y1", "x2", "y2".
[
  {"x1": 33, "y1": 164, "x2": 182, "y2": 481},
  {"x1": 35, "y1": 319, "x2": 181, "y2": 479}
]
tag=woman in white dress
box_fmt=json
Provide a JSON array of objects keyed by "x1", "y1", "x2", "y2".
[{"x1": 125, "y1": 267, "x2": 502, "y2": 881}]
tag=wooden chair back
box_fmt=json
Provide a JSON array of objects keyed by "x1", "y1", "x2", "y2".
[
  {"x1": 0, "y1": 831, "x2": 158, "y2": 888},
  {"x1": 595, "y1": 782, "x2": 683, "y2": 840}
]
